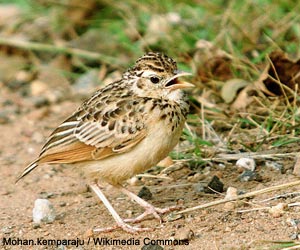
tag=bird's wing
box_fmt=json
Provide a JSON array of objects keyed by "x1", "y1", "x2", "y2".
[
  {"x1": 37, "y1": 87, "x2": 149, "y2": 164},
  {"x1": 17, "y1": 85, "x2": 150, "y2": 182}
]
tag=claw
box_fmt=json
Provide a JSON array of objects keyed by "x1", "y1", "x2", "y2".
[
  {"x1": 89, "y1": 183, "x2": 182, "y2": 234},
  {"x1": 124, "y1": 205, "x2": 181, "y2": 224}
]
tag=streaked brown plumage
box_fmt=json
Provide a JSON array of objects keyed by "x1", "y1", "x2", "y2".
[{"x1": 17, "y1": 52, "x2": 193, "y2": 233}]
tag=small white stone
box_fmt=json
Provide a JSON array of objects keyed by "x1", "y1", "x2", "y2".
[
  {"x1": 217, "y1": 163, "x2": 226, "y2": 169},
  {"x1": 127, "y1": 176, "x2": 142, "y2": 186},
  {"x1": 236, "y1": 158, "x2": 256, "y2": 171},
  {"x1": 225, "y1": 187, "x2": 238, "y2": 200},
  {"x1": 269, "y1": 203, "x2": 288, "y2": 218},
  {"x1": 32, "y1": 199, "x2": 56, "y2": 224},
  {"x1": 203, "y1": 166, "x2": 211, "y2": 175}
]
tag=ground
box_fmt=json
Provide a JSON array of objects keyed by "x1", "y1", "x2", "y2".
[
  {"x1": 1, "y1": 96, "x2": 300, "y2": 250},
  {"x1": 1, "y1": 1, "x2": 300, "y2": 249}
]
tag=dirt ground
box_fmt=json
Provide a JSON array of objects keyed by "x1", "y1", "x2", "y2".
[{"x1": 1, "y1": 92, "x2": 300, "y2": 250}]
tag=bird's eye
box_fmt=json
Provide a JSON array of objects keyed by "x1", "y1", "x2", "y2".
[{"x1": 150, "y1": 76, "x2": 160, "y2": 84}]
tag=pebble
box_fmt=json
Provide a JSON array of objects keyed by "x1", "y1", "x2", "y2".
[
  {"x1": 32, "y1": 223, "x2": 41, "y2": 229},
  {"x1": 138, "y1": 186, "x2": 152, "y2": 200},
  {"x1": 238, "y1": 170, "x2": 262, "y2": 182},
  {"x1": 59, "y1": 202, "x2": 66, "y2": 207},
  {"x1": 32, "y1": 199, "x2": 56, "y2": 223},
  {"x1": 217, "y1": 163, "x2": 226, "y2": 169},
  {"x1": 204, "y1": 175, "x2": 224, "y2": 193},
  {"x1": 266, "y1": 161, "x2": 283, "y2": 172},
  {"x1": 175, "y1": 227, "x2": 194, "y2": 241},
  {"x1": 269, "y1": 203, "x2": 288, "y2": 218},
  {"x1": 287, "y1": 218, "x2": 300, "y2": 228},
  {"x1": 225, "y1": 187, "x2": 238, "y2": 200},
  {"x1": 290, "y1": 233, "x2": 299, "y2": 240},
  {"x1": 236, "y1": 158, "x2": 256, "y2": 171}
]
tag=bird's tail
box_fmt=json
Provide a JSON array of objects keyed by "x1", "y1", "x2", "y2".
[{"x1": 15, "y1": 159, "x2": 39, "y2": 183}]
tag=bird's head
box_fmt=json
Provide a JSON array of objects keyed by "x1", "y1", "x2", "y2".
[{"x1": 123, "y1": 52, "x2": 193, "y2": 101}]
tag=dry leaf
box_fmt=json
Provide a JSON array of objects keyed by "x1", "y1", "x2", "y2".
[
  {"x1": 231, "y1": 84, "x2": 257, "y2": 110},
  {"x1": 193, "y1": 40, "x2": 232, "y2": 83},
  {"x1": 254, "y1": 65, "x2": 277, "y2": 96},
  {"x1": 221, "y1": 78, "x2": 249, "y2": 103},
  {"x1": 263, "y1": 51, "x2": 300, "y2": 96}
]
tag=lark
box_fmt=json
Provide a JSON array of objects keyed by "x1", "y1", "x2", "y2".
[{"x1": 17, "y1": 52, "x2": 193, "y2": 233}]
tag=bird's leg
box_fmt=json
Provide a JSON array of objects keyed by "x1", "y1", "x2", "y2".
[
  {"x1": 116, "y1": 185, "x2": 182, "y2": 224},
  {"x1": 89, "y1": 183, "x2": 153, "y2": 234}
]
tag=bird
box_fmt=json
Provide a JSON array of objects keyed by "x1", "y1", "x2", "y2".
[{"x1": 16, "y1": 52, "x2": 193, "y2": 233}]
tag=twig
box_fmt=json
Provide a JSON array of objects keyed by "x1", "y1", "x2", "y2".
[
  {"x1": 0, "y1": 37, "x2": 120, "y2": 65},
  {"x1": 135, "y1": 173, "x2": 172, "y2": 180},
  {"x1": 288, "y1": 202, "x2": 300, "y2": 207},
  {"x1": 237, "y1": 202, "x2": 300, "y2": 213},
  {"x1": 176, "y1": 180, "x2": 300, "y2": 214},
  {"x1": 203, "y1": 151, "x2": 299, "y2": 162},
  {"x1": 259, "y1": 192, "x2": 300, "y2": 202}
]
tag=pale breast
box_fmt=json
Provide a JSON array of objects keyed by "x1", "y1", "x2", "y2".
[{"x1": 79, "y1": 100, "x2": 187, "y2": 185}]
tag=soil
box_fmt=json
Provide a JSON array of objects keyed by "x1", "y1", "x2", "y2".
[{"x1": 1, "y1": 94, "x2": 300, "y2": 250}]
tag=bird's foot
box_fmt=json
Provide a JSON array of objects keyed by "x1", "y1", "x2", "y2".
[{"x1": 124, "y1": 204, "x2": 181, "y2": 224}]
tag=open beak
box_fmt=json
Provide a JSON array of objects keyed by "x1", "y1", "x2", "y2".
[{"x1": 165, "y1": 71, "x2": 194, "y2": 90}]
